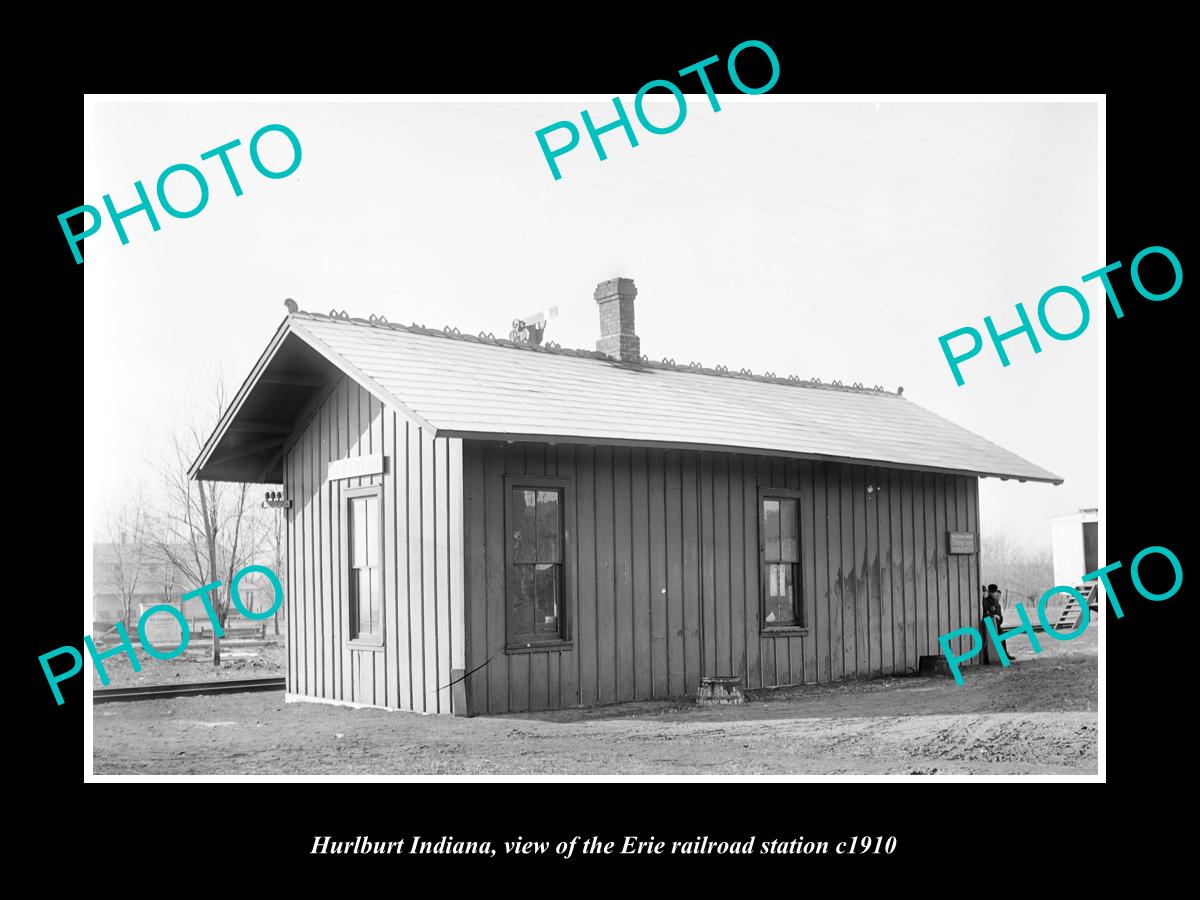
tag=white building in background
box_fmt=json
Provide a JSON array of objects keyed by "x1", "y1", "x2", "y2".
[{"x1": 1050, "y1": 508, "x2": 1098, "y2": 587}]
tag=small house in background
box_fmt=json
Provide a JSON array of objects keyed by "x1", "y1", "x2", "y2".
[
  {"x1": 1050, "y1": 508, "x2": 1099, "y2": 588},
  {"x1": 92, "y1": 542, "x2": 187, "y2": 630},
  {"x1": 190, "y1": 277, "x2": 1062, "y2": 716}
]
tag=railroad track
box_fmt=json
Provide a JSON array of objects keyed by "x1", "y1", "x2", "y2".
[{"x1": 94, "y1": 677, "x2": 285, "y2": 704}]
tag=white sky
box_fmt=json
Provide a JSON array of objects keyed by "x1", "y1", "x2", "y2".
[{"x1": 84, "y1": 98, "x2": 1099, "y2": 554}]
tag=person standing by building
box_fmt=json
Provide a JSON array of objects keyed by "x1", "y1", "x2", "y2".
[{"x1": 982, "y1": 583, "x2": 1014, "y2": 661}]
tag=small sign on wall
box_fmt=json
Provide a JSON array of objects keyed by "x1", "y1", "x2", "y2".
[
  {"x1": 947, "y1": 531, "x2": 978, "y2": 554},
  {"x1": 329, "y1": 453, "x2": 387, "y2": 481}
]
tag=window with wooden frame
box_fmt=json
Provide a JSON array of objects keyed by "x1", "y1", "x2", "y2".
[
  {"x1": 345, "y1": 485, "x2": 384, "y2": 647},
  {"x1": 505, "y1": 475, "x2": 571, "y2": 651},
  {"x1": 759, "y1": 488, "x2": 804, "y2": 631}
]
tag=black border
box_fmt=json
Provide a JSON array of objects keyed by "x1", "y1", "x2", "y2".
[{"x1": 34, "y1": 19, "x2": 1192, "y2": 879}]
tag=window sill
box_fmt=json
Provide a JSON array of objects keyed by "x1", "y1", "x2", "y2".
[
  {"x1": 761, "y1": 627, "x2": 809, "y2": 637},
  {"x1": 346, "y1": 640, "x2": 385, "y2": 652},
  {"x1": 505, "y1": 640, "x2": 574, "y2": 655}
]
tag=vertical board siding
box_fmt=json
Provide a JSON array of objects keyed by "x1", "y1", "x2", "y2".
[
  {"x1": 681, "y1": 453, "x2": 702, "y2": 697},
  {"x1": 742, "y1": 458, "x2": 761, "y2": 688},
  {"x1": 631, "y1": 449, "x2": 652, "y2": 699},
  {"x1": 969, "y1": 480, "x2": 981, "y2": 641},
  {"x1": 866, "y1": 466, "x2": 882, "y2": 677},
  {"x1": 285, "y1": 444, "x2": 296, "y2": 696},
  {"x1": 302, "y1": 415, "x2": 312, "y2": 696},
  {"x1": 574, "y1": 446, "x2": 597, "y2": 706},
  {"x1": 664, "y1": 452, "x2": 686, "y2": 696},
  {"x1": 594, "y1": 446, "x2": 617, "y2": 706},
  {"x1": 878, "y1": 467, "x2": 895, "y2": 676},
  {"x1": 852, "y1": 465, "x2": 869, "y2": 678},
  {"x1": 756, "y1": 457, "x2": 775, "y2": 688},
  {"x1": 407, "y1": 423, "x2": 427, "y2": 710},
  {"x1": 785, "y1": 461, "x2": 803, "y2": 687},
  {"x1": 730, "y1": 457, "x2": 749, "y2": 685},
  {"x1": 335, "y1": 380, "x2": 349, "y2": 702},
  {"x1": 561, "y1": 446, "x2": 581, "y2": 707},
  {"x1": 463, "y1": 435, "x2": 486, "y2": 715},
  {"x1": 838, "y1": 464, "x2": 854, "y2": 679},
  {"x1": 460, "y1": 441, "x2": 982, "y2": 715},
  {"x1": 420, "y1": 430, "x2": 436, "y2": 711},
  {"x1": 698, "y1": 455, "x2": 714, "y2": 682},
  {"x1": 391, "y1": 417, "x2": 411, "y2": 710},
  {"x1": 713, "y1": 456, "x2": 733, "y2": 678},
  {"x1": 434, "y1": 436, "x2": 452, "y2": 713},
  {"x1": 648, "y1": 449, "x2": 669, "y2": 699},
  {"x1": 955, "y1": 477, "x2": 972, "y2": 657},
  {"x1": 811, "y1": 462, "x2": 829, "y2": 684},
  {"x1": 482, "y1": 443, "x2": 506, "y2": 711},
  {"x1": 317, "y1": 399, "x2": 331, "y2": 700},
  {"x1": 281, "y1": 377, "x2": 458, "y2": 713},
  {"x1": 614, "y1": 448, "x2": 635, "y2": 703},
  {"x1": 914, "y1": 472, "x2": 930, "y2": 660},
  {"x1": 285, "y1": 425, "x2": 983, "y2": 716}
]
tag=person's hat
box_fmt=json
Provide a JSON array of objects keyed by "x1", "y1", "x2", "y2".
[{"x1": 987, "y1": 584, "x2": 999, "y2": 593}]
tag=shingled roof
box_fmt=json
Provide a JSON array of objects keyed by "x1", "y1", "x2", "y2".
[{"x1": 190, "y1": 304, "x2": 1063, "y2": 485}]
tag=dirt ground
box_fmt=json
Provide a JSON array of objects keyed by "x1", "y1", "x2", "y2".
[{"x1": 92, "y1": 625, "x2": 1097, "y2": 776}]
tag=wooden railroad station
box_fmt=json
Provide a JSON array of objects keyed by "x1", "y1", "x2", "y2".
[{"x1": 191, "y1": 277, "x2": 1061, "y2": 716}]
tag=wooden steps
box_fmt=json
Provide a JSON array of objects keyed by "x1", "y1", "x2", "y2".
[{"x1": 1049, "y1": 583, "x2": 1097, "y2": 632}]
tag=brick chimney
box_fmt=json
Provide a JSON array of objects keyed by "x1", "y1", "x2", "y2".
[{"x1": 594, "y1": 277, "x2": 640, "y2": 362}]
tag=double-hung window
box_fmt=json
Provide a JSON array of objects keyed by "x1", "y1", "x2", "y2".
[
  {"x1": 505, "y1": 476, "x2": 570, "y2": 649},
  {"x1": 345, "y1": 485, "x2": 383, "y2": 646},
  {"x1": 759, "y1": 489, "x2": 804, "y2": 630}
]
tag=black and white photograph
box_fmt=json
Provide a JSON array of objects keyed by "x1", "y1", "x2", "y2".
[{"x1": 79, "y1": 90, "x2": 1109, "y2": 781}]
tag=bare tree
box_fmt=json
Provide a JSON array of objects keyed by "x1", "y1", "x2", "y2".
[
  {"x1": 101, "y1": 493, "x2": 149, "y2": 632},
  {"x1": 153, "y1": 379, "x2": 262, "y2": 666},
  {"x1": 238, "y1": 500, "x2": 287, "y2": 639},
  {"x1": 981, "y1": 532, "x2": 1053, "y2": 606},
  {"x1": 266, "y1": 504, "x2": 285, "y2": 637}
]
